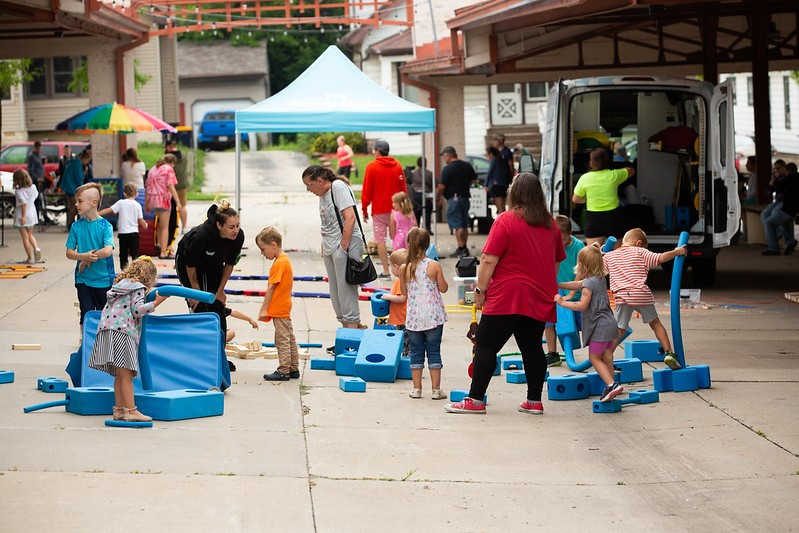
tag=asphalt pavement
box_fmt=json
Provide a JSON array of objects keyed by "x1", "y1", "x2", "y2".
[{"x1": 1, "y1": 150, "x2": 798, "y2": 531}]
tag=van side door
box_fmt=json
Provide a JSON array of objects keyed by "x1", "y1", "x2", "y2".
[
  {"x1": 539, "y1": 80, "x2": 566, "y2": 213},
  {"x1": 709, "y1": 79, "x2": 740, "y2": 246}
]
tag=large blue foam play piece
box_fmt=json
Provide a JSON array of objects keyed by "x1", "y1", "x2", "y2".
[
  {"x1": 624, "y1": 339, "x2": 663, "y2": 362},
  {"x1": 506, "y1": 371, "x2": 526, "y2": 384},
  {"x1": 40, "y1": 378, "x2": 68, "y2": 393},
  {"x1": 339, "y1": 377, "x2": 366, "y2": 392},
  {"x1": 593, "y1": 389, "x2": 660, "y2": 413},
  {"x1": 586, "y1": 372, "x2": 606, "y2": 396},
  {"x1": 37, "y1": 376, "x2": 59, "y2": 390},
  {"x1": 370, "y1": 292, "x2": 390, "y2": 317},
  {"x1": 502, "y1": 357, "x2": 523, "y2": 370},
  {"x1": 671, "y1": 367, "x2": 699, "y2": 392},
  {"x1": 134, "y1": 389, "x2": 224, "y2": 421},
  {"x1": 335, "y1": 354, "x2": 356, "y2": 376},
  {"x1": 334, "y1": 328, "x2": 364, "y2": 356},
  {"x1": 669, "y1": 231, "x2": 689, "y2": 368},
  {"x1": 78, "y1": 311, "x2": 228, "y2": 393},
  {"x1": 354, "y1": 329, "x2": 403, "y2": 383},
  {"x1": 66, "y1": 387, "x2": 115, "y2": 415},
  {"x1": 105, "y1": 420, "x2": 153, "y2": 428},
  {"x1": 310, "y1": 358, "x2": 336, "y2": 370},
  {"x1": 557, "y1": 304, "x2": 589, "y2": 372},
  {"x1": 613, "y1": 358, "x2": 643, "y2": 383},
  {"x1": 449, "y1": 390, "x2": 487, "y2": 404},
  {"x1": 396, "y1": 356, "x2": 412, "y2": 380},
  {"x1": 547, "y1": 374, "x2": 590, "y2": 401},
  {"x1": 0, "y1": 370, "x2": 14, "y2": 384},
  {"x1": 689, "y1": 364, "x2": 712, "y2": 389},
  {"x1": 653, "y1": 368, "x2": 673, "y2": 392}
]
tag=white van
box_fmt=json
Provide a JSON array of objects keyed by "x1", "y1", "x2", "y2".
[{"x1": 539, "y1": 76, "x2": 740, "y2": 287}]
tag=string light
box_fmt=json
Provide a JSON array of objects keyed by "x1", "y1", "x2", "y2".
[
  {"x1": 320, "y1": 27, "x2": 324, "y2": 33},
  {"x1": 303, "y1": 36, "x2": 307, "y2": 43},
  {"x1": 194, "y1": 4, "x2": 198, "y2": 12},
  {"x1": 248, "y1": 30, "x2": 252, "y2": 37}
]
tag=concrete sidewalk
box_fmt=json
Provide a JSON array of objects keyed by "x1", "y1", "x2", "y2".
[{"x1": 1, "y1": 180, "x2": 799, "y2": 531}]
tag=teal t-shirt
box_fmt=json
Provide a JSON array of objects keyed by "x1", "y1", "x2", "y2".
[
  {"x1": 66, "y1": 217, "x2": 115, "y2": 288},
  {"x1": 557, "y1": 235, "x2": 585, "y2": 284},
  {"x1": 573, "y1": 168, "x2": 629, "y2": 211}
]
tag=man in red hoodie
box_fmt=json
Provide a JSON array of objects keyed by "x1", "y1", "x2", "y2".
[{"x1": 362, "y1": 140, "x2": 408, "y2": 279}]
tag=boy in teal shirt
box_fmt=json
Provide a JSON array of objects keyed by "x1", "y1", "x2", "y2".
[{"x1": 543, "y1": 215, "x2": 585, "y2": 365}]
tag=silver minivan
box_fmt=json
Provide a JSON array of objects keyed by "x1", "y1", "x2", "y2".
[{"x1": 539, "y1": 76, "x2": 739, "y2": 287}]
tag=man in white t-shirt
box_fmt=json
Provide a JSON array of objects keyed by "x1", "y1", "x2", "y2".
[{"x1": 99, "y1": 183, "x2": 148, "y2": 270}]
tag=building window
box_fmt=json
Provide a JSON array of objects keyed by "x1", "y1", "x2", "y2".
[
  {"x1": 397, "y1": 62, "x2": 420, "y2": 104},
  {"x1": 784, "y1": 76, "x2": 791, "y2": 130},
  {"x1": 25, "y1": 56, "x2": 85, "y2": 99},
  {"x1": 1, "y1": 86, "x2": 10, "y2": 101},
  {"x1": 746, "y1": 76, "x2": 753, "y2": 107},
  {"x1": 526, "y1": 82, "x2": 549, "y2": 100}
]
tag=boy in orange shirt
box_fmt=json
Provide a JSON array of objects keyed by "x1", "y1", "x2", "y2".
[
  {"x1": 256, "y1": 226, "x2": 299, "y2": 381},
  {"x1": 381, "y1": 249, "x2": 409, "y2": 356}
]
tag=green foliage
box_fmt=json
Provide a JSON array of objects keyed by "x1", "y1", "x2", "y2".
[
  {"x1": 306, "y1": 132, "x2": 365, "y2": 154},
  {"x1": 266, "y1": 34, "x2": 340, "y2": 94},
  {"x1": 133, "y1": 59, "x2": 152, "y2": 93},
  {"x1": 0, "y1": 59, "x2": 40, "y2": 94},
  {"x1": 67, "y1": 60, "x2": 88, "y2": 94},
  {"x1": 791, "y1": 71, "x2": 799, "y2": 85}
]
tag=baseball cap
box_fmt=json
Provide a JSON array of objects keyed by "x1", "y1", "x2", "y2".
[
  {"x1": 440, "y1": 146, "x2": 457, "y2": 156},
  {"x1": 373, "y1": 140, "x2": 390, "y2": 154}
]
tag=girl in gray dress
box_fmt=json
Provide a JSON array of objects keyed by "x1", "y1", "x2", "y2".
[{"x1": 555, "y1": 244, "x2": 623, "y2": 402}]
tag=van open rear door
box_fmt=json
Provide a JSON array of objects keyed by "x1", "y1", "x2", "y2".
[
  {"x1": 709, "y1": 79, "x2": 740, "y2": 247},
  {"x1": 540, "y1": 81, "x2": 565, "y2": 212}
]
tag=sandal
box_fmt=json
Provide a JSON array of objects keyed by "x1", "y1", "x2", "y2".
[
  {"x1": 112, "y1": 406, "x2": 124, "y2": 421},
  {"x1": 122, "y1": 406, "x2": 152, "y2": 422}
]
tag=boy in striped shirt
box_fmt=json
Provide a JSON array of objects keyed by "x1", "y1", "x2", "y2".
[{"x1": 603, "y1": 228, "x2": 686, "y2": 369}]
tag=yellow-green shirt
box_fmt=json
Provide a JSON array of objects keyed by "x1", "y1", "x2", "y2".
[{"x1": 573, "y1": 168, "x2": 630, "y2": 212}]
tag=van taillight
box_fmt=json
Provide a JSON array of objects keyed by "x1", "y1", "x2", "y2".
[{"x1": 690, "y1": 251, "x2": 702, "y2": 256}]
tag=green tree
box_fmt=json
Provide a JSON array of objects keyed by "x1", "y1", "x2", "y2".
[
  {"x1": 68, "y1": 58, "x2": 151, "y2": 95},
  {"x1": 0, "y1": 59, "x2": 40, "y2": 143}
]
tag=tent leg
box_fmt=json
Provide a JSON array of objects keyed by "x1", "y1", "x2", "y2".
[{"x1": 235, "y1": 132, "x2": 241, "y2": 213}]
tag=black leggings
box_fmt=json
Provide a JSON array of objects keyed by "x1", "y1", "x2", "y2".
[
  {"x1": 118, "y1": 232, "x2": 140, "y2": 270},
  {"x1": 176, "y1": 255, "x2": 227, "y2": 332},
  {"x1": 469, "y1": 314, "x2": 547, "y2": 402}
]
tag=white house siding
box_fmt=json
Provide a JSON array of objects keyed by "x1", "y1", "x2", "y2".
[
  {"x1": 132, "y1": 38, "x2": 163, "y2": 119},
  {"x1": 1, "y1": 84, "x2": 26, "y2": 143},
  {"x1": 158, "y1": 36, "x2": 180, "y2": 124},
  {"x1": 722, "y1": 71, "x2": 799, "y2": 156},
  {"x1": 26, "y1": 96, "x2": 90, "y2": 134},
  {"x1": 464, "y1": 85, "x2": 488, "y2": 156}
]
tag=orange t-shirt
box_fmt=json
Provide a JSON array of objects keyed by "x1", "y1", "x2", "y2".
[
  {"x1": 388, "y1": 278, "x2": 406, "y2": 326},
  {"x1": 266, "y1": 253, "x2": 293, "y2": 319}
]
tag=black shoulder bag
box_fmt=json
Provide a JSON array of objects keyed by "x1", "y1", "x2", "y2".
[{"x1": 331, "y1": 185, "x2": 378, "y2": 285}]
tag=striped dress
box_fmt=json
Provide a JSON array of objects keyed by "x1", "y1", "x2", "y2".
[{"x1": 88, "y1": 279, "x2": 156, "y2": 376}]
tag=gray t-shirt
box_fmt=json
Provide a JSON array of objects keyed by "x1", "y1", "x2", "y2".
[
  {"x1": 581, "y1": 275, "x2": 618, "y2": 346},
  {"x1": 320, "y1": 179, "x2": 364, "y2": 256}
]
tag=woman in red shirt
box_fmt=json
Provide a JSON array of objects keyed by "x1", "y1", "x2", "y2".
[
  {"x1": 336, "y1": 135, "x2": 354, "y2": 179},
  {"x1": 445, "y1": 172, "x2": 566, "y2": 416}
]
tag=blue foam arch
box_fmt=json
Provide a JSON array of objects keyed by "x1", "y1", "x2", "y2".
[{"x1": 669, "y1": 231, "x2": 689, "y2": 368}]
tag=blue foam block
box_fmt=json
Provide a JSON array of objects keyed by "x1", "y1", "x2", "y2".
[
  {"x1": 547, "y1": 374, "x2": 590, "y2": 401},
  {"x1": 689, "y1": 365, "x2": 712, "y2": 389},
  {"x1": 354, "y1": 329, "x2": 402, "y2": 383},
  {"x1": 593, "y1": 399, "x2": 623, "y2": 413},
  {"x1": 624, "y1": 339, "x2": 663, "y2": 363},
  {"x1": 671, "y1": 368, "x2": 699, "y2": 392},
  {"x1": 37, "y1": 376, "x2": 59, "y2": 390},
  {"x1": 0, "y1": 370, "x2": 15, "y2": 384},
  {"x1": 40, "y1": 378, "x2": 68, "y2": 393},
  {"x1": 80, "y1": 312, "x2": 228, "y2": 393},
  {"x1": 310, "y1": 357, "x2": 336, "y2": 370},
  {"x1": 339, "y1": 377, "x2": 366, "y2": 392},
  {"x1": 373, "y1": 317, "x2": 396, "y2": 330},
  {"x1": 370, "y1": 292, "x2": 390, "y2": 317},
  {"x1": 134, "y1": 389, "x2": 224, "y2": 421},
  {"x1": 494, "y1": 354, "x2": 501, "y2": 376},
  {"x1": 613, "y1": 358, "x2": 643, "y2": 383},
  {"x1": 335, "y1": 354, "x2": 356, "y2": 376},
  {"x1": 334, "y1": 328, "x2": 364, "y2": 356},
  {"x1": 396, "y1": 356, "x2": 412, "y2": 380},
  {"x1": 502, "y1": 357, "x2": 523, "y2": 370},
  {"x1": 627, "y1": 389, "x2": 660, "y2": 404},
  {"x1": 449, "y1": 390, "x2": 487, "y2": 404},
  {"x1": 555, "y1": 304, "x2": 581, "y2": 349},
  {"x1": 65, "y1": 387, "x2": 115, "y2": 416},
  {"x1": 506, "y1": 370, "x2": 527, "y2": 384},
  {"x1": 587, "y1": 372, "x2": 606, "y2": 396},
  {"x1": 652, "y1": 368, "x2": 673, "y2": 392}
]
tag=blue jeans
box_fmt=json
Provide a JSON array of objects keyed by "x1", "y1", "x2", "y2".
[
  {"x1": 762, "y1": 203, "x2": 796, "y2": 251},
  {"x1": 76, "y1": 283, "x2": 109, "y2": 325},
  {"x1": 407, "y1": 325, "x2": 443, "y2": 369},
  {"x1": 446, "y1": 197, "x2": 470, "y2": 230}
]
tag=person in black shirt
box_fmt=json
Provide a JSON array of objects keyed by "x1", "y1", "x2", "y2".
[{"x1": 437, "y1": 146, "x2": 477, "y2": 258}]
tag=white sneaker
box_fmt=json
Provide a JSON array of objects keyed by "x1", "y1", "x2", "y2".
[
  {"x1": 34, "y1": 248, "x2": 42, "y2": 262},
  {"x1": 431, "y1": 389, "x2": 447, "y2": 400},
  {"x1": 409, "y1": 388, "x2": 422, "y2": 399}
]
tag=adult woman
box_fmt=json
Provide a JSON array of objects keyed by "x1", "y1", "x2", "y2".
[
  {"x1": 175, "y1": 201, "x2": 244, "y2": 370},
  {"x1": 336, "y1": 135, "x2": 355, "y2": 180},
  {"x1": 120, "y1": 147, "x2": 146, "y2": 190},
  {"x1": 484, "y1": 145, "x2": 507, "y2": 213},
  {"x1": 302, "y1": 165, "x2": 367, "y2": 329},
  {"x1": 145, "y1": 154, "x2": 181, "y2": 258},
  {"x1": 572, "y1": 147, "x2": 634, "y2": 247},
  {"x1": 445, "y1": 172, "x2": 566, "y2": 415}
]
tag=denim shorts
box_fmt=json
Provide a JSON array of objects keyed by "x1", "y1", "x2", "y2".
[
  {"x1": 407, "y1": 325, "x2": 444, "y2": 369},
  {"x1": 446, "y1": 197, "x2": 470, "y2": 230}
]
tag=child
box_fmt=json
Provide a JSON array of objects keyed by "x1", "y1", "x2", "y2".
[
  {"x1": 66, "y1": 182, "x2": 116, "y2": 330},
  {"x1": 99, "y1": 183, "x2": 148, "y2": 270},
  {"x1": 89, "y1": 257, "x2": 168, "y2": 422},
  {"x1": 381, "y1": 248, "x2": 409, "y2": 356},
  {"x1": 543, "y1": 215, "x2": 584, "y2": 366},
  {"x1": 11, "y1": 169, "x2": 42, "y2": 265},
  {"x1": 389, "y1": 191, "x2": 417, "y2": 252},
  {"x1": 144, "y1": 153, "x2": 181, "y2": 259},
  {"x1": 223, "y1": 306, "x2": 259, "y2": 343},
  {"x1": 555, "y1": 245, "x2": 622, "y2": 402},
  {"x1": 256, "y1": 226, "x2": 300, "y2": 381},
  {"x1": 401, "y1": 228, "x2": 448, "y2": 399},
  {"x1": 603, "y1": 228, "x2": 687, "y2": 369}
]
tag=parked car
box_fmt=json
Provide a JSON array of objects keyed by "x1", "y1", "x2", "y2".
[
  {"x1": 197, "y1": 111, "x2": 248, "y2": 151},
  {"x1": 465, "y1": 154, "x2": 489, "y2": 184},
  {"x1": 1, "y1": 170, "x2": 13, "y2": 218},
  {"x1": 0, "y1": 141, "x2": 89, "y2": 179}
]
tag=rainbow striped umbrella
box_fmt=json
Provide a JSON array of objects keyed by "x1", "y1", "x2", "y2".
[{"x1": 56, "y1": 102, "x2": 176, "y2": 134}]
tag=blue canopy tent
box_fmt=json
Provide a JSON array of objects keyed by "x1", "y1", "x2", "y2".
[{"x1": 234, "y1": 45, "x2": 437, "y2": 228}]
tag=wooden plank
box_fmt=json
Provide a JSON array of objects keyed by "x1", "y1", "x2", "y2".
[
  {"x1": 12, "y1": 344, "x2": 41, "y2": 350},
  {"x1": 785, "y1": 292, "x2": 799, "y2": 304}
]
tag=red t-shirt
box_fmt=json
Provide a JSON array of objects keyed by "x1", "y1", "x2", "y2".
[{"x1": 481, "y1": 210, "x2": 566, "y2": 322}]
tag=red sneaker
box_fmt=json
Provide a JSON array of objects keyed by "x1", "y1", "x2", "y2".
[
  {"x1": 444, "y1": 397, "x2": 486, "y2": 414},
  {"x1": 518, "y1": 400, "x2": 544, "y2": 415}
]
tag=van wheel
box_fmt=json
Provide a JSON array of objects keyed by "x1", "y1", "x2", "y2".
[{"x1": 689, "y1": 257, "x2": 716, "y2": 288}]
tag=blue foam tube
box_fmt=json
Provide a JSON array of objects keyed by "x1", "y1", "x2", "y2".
[
  {"x1": 562, "y1": 334, "x2": 591, "y2": 372},
  {"x1": 601, "y1": 236, "x2": 617, "y2": 252},
  {"x1": 146, "y1": 285, "x2": 215, "y2": 304},
  {"x1": 23, "y1": 399, "x2": 69, "y2": 413},
  {"x1": 669, "y1": 231, "x2": 689, "y2": 368}
]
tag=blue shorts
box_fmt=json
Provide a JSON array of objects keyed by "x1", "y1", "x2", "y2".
[{"x1": 446, "y1": 197, "x2": 470, "y2": 230}]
